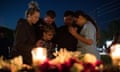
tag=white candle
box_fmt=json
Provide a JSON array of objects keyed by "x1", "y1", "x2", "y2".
[
  {"x1": 110, "y1": 44, "x2": 120, "y2": 66},
  {"x1": 31, "y1": 47, "x2": 47, "y2": 66}
]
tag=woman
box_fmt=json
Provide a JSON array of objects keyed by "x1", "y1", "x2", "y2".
[
  {"x1": 13, "y1": 1, "x2": 40, "y2": 65},
  {"x1": 69, "y1": 10, "x2": 100, "y2": 59}
]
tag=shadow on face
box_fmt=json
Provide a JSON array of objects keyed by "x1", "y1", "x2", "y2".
[{"x1": 64, "y1": 16, "x2": 73, "y2": 26}]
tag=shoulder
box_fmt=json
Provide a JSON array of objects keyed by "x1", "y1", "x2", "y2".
[
  {"x1": 17, "y1": 18, "x2": 28, "y2": 27},
  {"x1": 17, "y1": 18, "x2": 27, "y2": 24},
  {"x1": 16, "y1": 18, "x2": 28, "y2": 29},
  {"x1": 84, "y1": 21, "x2": 95, "y2": 30}
]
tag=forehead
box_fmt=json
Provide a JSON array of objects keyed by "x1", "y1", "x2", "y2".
[
  {"x1": 32, "y1": 11, "x2": 40, "y2": 16},
  {"x1": 64, "y1": 15, "x2": 73, "y2": 18},
  {"x1": 46, "y1": 15, "x2": 55, "y2": 19},
  {"x1": 64, "y1": 16, "x2": 73, "y2": 19},
  {"x1": 45, "y1": 31, "x2": 54, "y2": 34},
  {"x1": 74, "y1": 16, "x2": 84, "y2": 20}
]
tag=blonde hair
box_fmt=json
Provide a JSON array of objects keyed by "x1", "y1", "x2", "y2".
[
  {"x1": 28, "y1": 1, "x2": 39, "y2": 9},
  {"x1": 25, "y1": 1, "x2": 40, "y2": 18}
]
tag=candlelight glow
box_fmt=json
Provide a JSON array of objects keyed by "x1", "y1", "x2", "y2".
[
  {"x1": 83, "y1": 53, "x2": 97, "y2": 64},
  {"x1": 110, "y1": 44, "x2": 120, "y2": 66},
  {"x1": 31, "y1": 47, "x2": 47, "y2": 66},
  {"x1": 110, "y1": 44, "x2": 120, "y2": 58}
]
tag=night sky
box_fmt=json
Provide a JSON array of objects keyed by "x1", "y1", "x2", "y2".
[{"x1": 0, "y1": 0, "x2": 107, "y2": 30}]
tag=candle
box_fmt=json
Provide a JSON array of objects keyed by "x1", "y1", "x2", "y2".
[
  {"x1": 31, "y1": 47, "x2": 47, "y2": 66},
  {"x1": 110, "y1": 44, "x2": 120, "y2": 66}
]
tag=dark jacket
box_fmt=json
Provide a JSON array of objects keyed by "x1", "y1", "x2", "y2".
[
  {"x1": 13, "y1": 18, "x2": 36, "y2": 65},
  {"x1": 55, "y1": 25, "x2": 78, "y2": 51}
]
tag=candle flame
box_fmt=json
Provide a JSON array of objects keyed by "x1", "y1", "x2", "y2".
[
  {"x1": 110, "y1": 44, "x2": 120, "y2": 66},
  {"x1": 32, "y1": 47, "x2": 47, "y2": 65},
  {"x1": 111, "y1": 44, "x2": 120, "y2": 58}
]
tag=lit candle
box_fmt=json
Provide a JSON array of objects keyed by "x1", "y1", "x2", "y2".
[
  {"x1": 110, "y1": 44, "x2": 120, "y2": 66},
  {"x1": 31, "y1": 47, "x2": 47, "y2": 66}
]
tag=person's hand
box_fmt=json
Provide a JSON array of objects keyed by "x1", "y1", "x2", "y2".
[{"x1": 69, "y1": 26, "x2": 78, "y2": 36}]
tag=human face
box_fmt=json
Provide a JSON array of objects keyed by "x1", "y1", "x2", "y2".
[
  {"x1": 31, "y1": 11, "x2": 40, "y2": 24},
  {"x1": 44, "y1": 16, "x2": 55, "y2": 25},
  {"x1": 43, "y1": 31, "x2": 54, "y2": 41},
  {"x1": 75, "y1": 15, "x2": 87, "y2": 26},
  {"x1": 64, "y1": 16, "x2": 73, "y2": 26}
]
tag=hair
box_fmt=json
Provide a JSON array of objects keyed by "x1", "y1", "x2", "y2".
[
  {"x1": 64, "y1": 10, "x2": 74, "y2": 17},
  {"x1": 25, "y1": 1, "x2": 40, "y2": 17},
  {"x1": 43, "y1": 25, "x2": 55, "y2": 34},
  {"x1": 46, "y1": 10, "x2": 56, "y2": 19},
  {"x1": 74, "y1": 10, "x2": 100, "y2": 41}
]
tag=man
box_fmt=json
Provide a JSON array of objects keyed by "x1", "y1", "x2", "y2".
[{"x1": 55, "y1": 10, "x2": 77, "y2": 51}]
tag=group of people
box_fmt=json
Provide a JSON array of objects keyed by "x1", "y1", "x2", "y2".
[{"x1": 12, "y1": 1, "x2": 100, "y2": 65}]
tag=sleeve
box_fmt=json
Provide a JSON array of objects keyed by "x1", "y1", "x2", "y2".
[
  {"x1": 14, "y1": 19, "x2": 28, "y2": 50},
  {"x1": 84, "y1": 24, "x2": 96, "y2": 41},
  {"x1": 15, "y1": 21, "x2": 35, "y2": 52}
]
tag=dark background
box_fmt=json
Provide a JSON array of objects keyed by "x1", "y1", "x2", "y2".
[
  {"x1": 0, "y1": 0, "x2": 120, "y2": 47},
  {"x1": 0, "y1": 0, "x2": 118, "y2": 30}
]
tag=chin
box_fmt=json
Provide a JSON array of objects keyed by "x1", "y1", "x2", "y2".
[{"x1": 48, "y1": 39, "x2": 52, "y2": 41}]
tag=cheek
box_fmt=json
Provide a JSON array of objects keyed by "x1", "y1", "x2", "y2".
[
  {"x1": 76, "y1": 19, "x2": 80, "y2": 24},
  {"x1": 48, "y1": 35, "x2": 53, "y2": 39},
  {"x1": 65, "y1": 20, "x2": 72, "y2": 23},
  {"x1": 31, "y1": 17, "x2": 35, "y2": 22},
  {"x1": 78, "y1": 19, "x2": 84, "y2": 24},
  {"x1": 48, "y1": 20, "x2": 53, "y2": 23},
  {"x1": 48, "y1": 36, "x2": 52, "y2": 38},
  {"x1": 49, "y1": 18, "x2": 54, "y2": 22},
  {"x1": 33, "y1": 18, "x2": 39, "y2": 23}
]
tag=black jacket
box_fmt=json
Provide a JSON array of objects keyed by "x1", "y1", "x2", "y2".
[
  {"x1": 12, "y1": 18, "x2": 36, "y2": 65},
  {"x1": 55, "y1": 25, "x2": 77, "y2": 51},
  {"x1": 13, "y1": 18, "x2": 36, "y2": 53}
]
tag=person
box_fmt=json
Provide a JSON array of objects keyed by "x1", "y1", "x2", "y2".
[
  {"x1": 69, "y1": 10, "x2": 100, "y2": 59},
  {"x1": 0, "y1": 30, "x2": 11, "y2": 59},
  {"x1": 12, "y1": 1, "x2": 40, "y2": 65},
  {"x1": 34, "y1": 10, "x2": 57, "y2": 40},
  {"x1": 43, "y1": 10, "x2": 57, "y2": 30},
  {"x1": 55, "y1": 10, "x2": 77, "y2": 51},
  {"x1": 36, "y1": 25, "x2": 56, "y2": 59}
]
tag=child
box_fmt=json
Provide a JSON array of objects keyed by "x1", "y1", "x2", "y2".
[{"x1": 36, "y1": 25, "x2": 56, "y2": 59}]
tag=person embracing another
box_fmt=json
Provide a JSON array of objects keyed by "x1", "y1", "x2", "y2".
[{"x1": 69, "y1": 10, "x2": 100, "y2": 60}]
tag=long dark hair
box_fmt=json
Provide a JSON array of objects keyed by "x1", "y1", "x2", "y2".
[
  {"x1": 25, "y1": 1, "x2": 40, "y2": 17},
  {"x1": 74, "y1": 10, "x2": 100, "y2": 41}
]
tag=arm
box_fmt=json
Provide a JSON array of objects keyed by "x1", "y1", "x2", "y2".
[
  {"x1": 73, "y1": 32, "x2": 93, "y2": 45},
  {"x1": 14, "y1": 19, "x2": 35, "y2": 51},
  {"x1": 69, "y1": 27, "x2": 93, "y2": 45}
]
